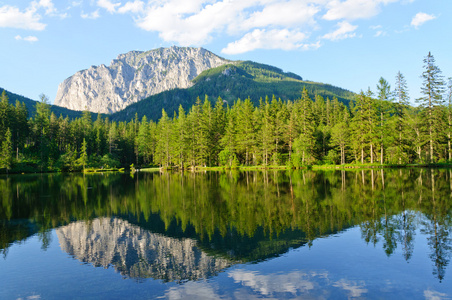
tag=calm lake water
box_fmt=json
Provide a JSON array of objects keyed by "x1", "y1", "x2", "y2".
[{"x1": 1, "y1": 169, "x2": 452, "y2": 299}]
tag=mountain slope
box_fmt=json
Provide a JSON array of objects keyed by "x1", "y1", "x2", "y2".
[
  {"x1": 54, "y1": 46, "x2": 230, "y2": 114},
  {"x1": 0, "y1": 87, "x2": 97, "y2": 119},
  {"x1": 111, "y1": 61, "x2": 355, "y2": 122}
]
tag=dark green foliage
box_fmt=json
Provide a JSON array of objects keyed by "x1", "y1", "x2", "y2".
[
  {"x1": 0, "y1": 88, "x2": 103, "y2": 120},
  {"x1": 111, "y1": 61, "x2": 354, "y2": 122}
]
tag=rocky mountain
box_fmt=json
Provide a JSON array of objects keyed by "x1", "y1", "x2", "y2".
[
  {"x1": 54, "y1": 46, "x2": 230, "y2": 114},
  {"x1": 56, "y1": 217, "x2": 234, "y2": 281}
]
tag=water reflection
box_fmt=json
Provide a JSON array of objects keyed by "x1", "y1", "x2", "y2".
[
  {"x1": 1, "y1": 169, "x2": 452, "y2": 283},
  {"x1": 57, "y1": 217, "x2": 233, "y2": 281}
]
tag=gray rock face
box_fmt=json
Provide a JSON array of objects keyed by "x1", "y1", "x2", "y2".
[
  {"x1": 56, "y1": 217, "x2": 234, "y2": 281},
  {"x1": 54, "y1": 46, "x2": 230, "y2": 114}
]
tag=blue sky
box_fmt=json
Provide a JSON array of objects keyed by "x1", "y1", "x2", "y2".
[{"x1": 0, "y1": 0, "x2": 450, "y2": 106}]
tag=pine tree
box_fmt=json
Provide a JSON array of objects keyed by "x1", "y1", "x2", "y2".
[
  {"x1": 236, "y1": 97, "x2": 256, "y2": 165},
  {"x1": 260, "y1": 97, "x2": 275, "y2": 166},
  {"x1": 350, "y1": 91, "x2": 374, "y2": 163},
  {"x1": 13, "y1": 100, "x2": 29, "y2": 160},
  {"x1": 393, "y1": 71, "x2": 411, "y2": 163},
  {"x1": 330, "y1": 110, "x2": 350, "y2": 165},
  {"x1": 284, "y1": 101, "x2": 298, "y2": 164},
  {"x1": 447, "y1": 78, "x2": 452, "y2": 161},
  {"x1": 155, "y1": 109, "x2": 172, "y2": 167},
  {"x1": 35, "y1": 94, "x2": 51, "y2": 171},
  {"x1": 211, "y1": 97, "x2": 226, "y2": 166},
  {"x1": 220, "y1": 106, "x2": 237, "y2": 167},
  {"x1": 108, "y1": 121, "x2": 118, "y2": 154},
  {"x1": 0, "y1": 91, "x2": 11, "y2": 140},
  {"x1": 376, "y1": 77, "x2": 392, "y2": 164},
  {"x1": 77, "y1": 138, "x2": 88, "y2": 170},
  {"x1": 293, "y1": 88, "x2": 315, "y2": 165},
  {"x1": 313, "y1": 95, "x2": 330, "y2": 162},
  {"x1": 417, "y1": 52, "x2": 445, "y2": 162},
  {"x1": 137, "y1": 116, "x2": 150, "y2": 165},
  {"x1": 199, "y1": 96, "x2": 212, "y2": 166},
  {"x1": 172, "y1": 105, "x2": 188, "y2": 169},
  {"x1": 0, "y1": 128, "x2": 13, "y2": 173},
  {"x1": 273, "y1": 97, "x2": 286, "y2": 165}
]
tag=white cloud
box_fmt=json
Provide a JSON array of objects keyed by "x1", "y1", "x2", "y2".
[
  {"x1": 59, "y1": 0, "x2": 412, "y2": 53},
  {"x1": 97, "y1": 0, "x2": 121, "y2": 13},
  {"x1": 81, "y1": 10, "x2": 100, "y2": 19},
  {"x1": 0, "y1": 5, "x2": 46, "y2": 30},
  {"x1": 370, "y1": 25, "x2": 386, "y2": 37},
  {"x1": 333, "y1": 279, "x2": 368, "y2": 298},
  {"x1": 165, "y1": 281, "x2": 222, "y2": 299},
  {"x1": 30, "y1": 0, "x2": 67, "y2": 19},
  {"x1": 118, "y1": 1, "x2": 145, "y2": 14},
  {"x1": 229, "y1": 270, "x2": 316, "y2": 295},
  {"x1": 237, "y1": 1, "x2": 320, "y2": 32},
  {"x1": 322, "y1": 21, "x2": 357, "y2": 41},
  {"x1": 136, "y1": 0, "x2": 241, "y2": 45},
  {"x1": 323, "y1": 0, "x2": 398, "y2": 21},
  {"x1": 135, "y1": 0, "x2": 325, "y2": 49},
  {"x1": 424, "y1": 289, "x2": 449, "y2": 300},
  {"x1": 33, "y1": 0, "x2": 56, "y2": 15},
  {"x1": 15, "y1": 35, "x2": 39, "y2": 42},
  {"x1": 222, "y1": 29, "x2": 309, "y2": 55},
  {"x1": 411, "y1": 12, "x2": 436, "y2": 29}
]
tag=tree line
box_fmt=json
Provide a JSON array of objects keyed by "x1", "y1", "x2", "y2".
[{"x1": 0, "y1": 52, "x2": 451, "y2": 173}]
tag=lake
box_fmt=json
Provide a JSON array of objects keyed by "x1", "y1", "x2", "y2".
[{"x1": 1, "y1": 169, "x2": 452, "y2": 299}]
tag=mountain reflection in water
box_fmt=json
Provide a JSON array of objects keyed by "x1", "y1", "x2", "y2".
[
  {"x1": 56, "y1": 217, "x2": 233, "y2": 281},
  {"x1": 1, "y1": 169, "x2": 452, "y2": 284}
]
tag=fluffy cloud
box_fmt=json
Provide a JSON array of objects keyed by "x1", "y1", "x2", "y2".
[
  {"x1": 81, "y1": 10, "x2": 100, "y2": 19},
  {"x1": 0, "y1": 0, "x2": 68, "y2": 31},
  {"x1": 136, "y1": 0, "x2": 241, "y2": 45},
  {"x1": 222, "y1": 29, "x2": 313, "y2": 54},
  {"x1": 32, "y1": 0, "x2": 56, "y2": 15},
  {"x1": 411, "y1": 12, "x2": 436, "y2": 29},
  {"x1": 237, "y1": 1, "x2": 321, "y2": 32},
  {"x1": 15, "y1": 35, "x2": 39, "y2": 42},
  {"x1": 322, "y1": 20, "x2": 357, "y2": 40},
  {"x1": 117, "y1": 1, "x2": 145, "y2": 14},
  {"x1": 424, "y1": 289, "x2": 449, "y2": 300},
  {"x1": 229, "y1": 270, "x2": 317, "y2": 295},
  {"x1": 76, "y1": 0, "x2": 413, "y2": 53},
  {"x1": 31, "y1": 0, "x2": 67, "y2": 19},
  {"x1": 0, "y1": 5, "x2": 46, "y2": 30},
  {"x1": 333, "y1": 279, "x2": 368, "y2": 298},
  {"x1": 97, "y1": 0, "x2": 121, "y2": 13}
]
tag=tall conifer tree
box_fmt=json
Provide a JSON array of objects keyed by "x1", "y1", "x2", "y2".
[{"x1": 417, "y1": 52, "x2": 445, "y2": 162}]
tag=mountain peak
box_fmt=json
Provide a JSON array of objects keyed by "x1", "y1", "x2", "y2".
[{"x1": 54, "y1": 46, "x2": 230, "y2": 114}]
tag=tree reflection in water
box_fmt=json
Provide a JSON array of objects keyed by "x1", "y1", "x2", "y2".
[{"x1": 0, "y1": 168, "x2": 451, "y2": 281}]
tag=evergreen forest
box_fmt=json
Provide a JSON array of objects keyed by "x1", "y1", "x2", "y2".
[{"x1": 0, "y1": 52, "x2": 451, "y2": 173}]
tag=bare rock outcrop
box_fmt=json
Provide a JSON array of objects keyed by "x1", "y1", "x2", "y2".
[{"x1": 54, "y1": 46, "x2": 229, "y2": 114}]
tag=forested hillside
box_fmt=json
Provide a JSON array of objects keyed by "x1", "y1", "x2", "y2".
[
  {"x1": 0, "y1": 52, "x2": 450, "y2": 173},
  {"x1": 0, "y1": 88, "x2": 99, "y2": 120},
  {"x1": 111, "y1": 61, "x2": 355, "y2": 122}
]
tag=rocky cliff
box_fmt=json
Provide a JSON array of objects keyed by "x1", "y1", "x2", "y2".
[
  {"x1": 56, "y1": 217, "x2": 234, "y2": 281},
  {"x1": 54, "y1": 46, "x2": 230, "y2": 114}
]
